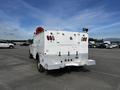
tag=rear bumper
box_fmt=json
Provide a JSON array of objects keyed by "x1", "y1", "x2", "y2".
[{"x1": 46, "y1": 59, "x2": 96, "y2": 70}]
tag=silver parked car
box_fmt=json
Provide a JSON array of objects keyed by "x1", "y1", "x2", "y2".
[{"x1": 0, "y1": 41, "x2": 14, "y2": 48}]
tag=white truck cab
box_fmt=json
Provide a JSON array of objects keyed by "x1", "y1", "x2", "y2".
[
  {"x1": 0, "y1": 41, "x2": 14, "y2": 48},
  {"x1": 29, "y1": 27, "x2": 96, "y2": 72}
]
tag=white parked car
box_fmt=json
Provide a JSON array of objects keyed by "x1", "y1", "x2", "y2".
[
  {"x1": 111, "y1": 43, "x2": 118, "y2": 48},
  {"x1": 106, "y1": 44, "x2": 113, "y2": 49},
  {"x1": 0, "y1": 41, "x2": 14, "y2": 48},
  {"x1": 106, "y1": 43, "x2": 118, "y2": 49}
]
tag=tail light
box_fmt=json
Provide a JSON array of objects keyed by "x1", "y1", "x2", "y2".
[
  {"x1": 50, "y1": 36, "x2": 52, "y2": 40},
  {"x1": 52, "y1": 36, "x2": 55, "y2": 40},
  {"x1": 47, "y1": 35, "x2": 55, "y2": 41},
  {"x1": 47, "y1": 35, "x2": 50, "y2": 40}
]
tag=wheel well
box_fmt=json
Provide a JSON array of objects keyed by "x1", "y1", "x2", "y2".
[
  {"x1": 9, "y1": 45, "x2": 13, "y2": 47},
  {"x1": 9, "y1": 45, "x2": 14, "y2": 48}
]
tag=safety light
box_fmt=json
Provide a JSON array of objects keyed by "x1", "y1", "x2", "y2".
[{"x1": 36, "y1": 27, "x2": 44, "y2": 35}]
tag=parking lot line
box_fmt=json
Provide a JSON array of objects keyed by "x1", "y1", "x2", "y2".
[{"x1": 93, "y1": 70, "x2": 120, "y2": 78}]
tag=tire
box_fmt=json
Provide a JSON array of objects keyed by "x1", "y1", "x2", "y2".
[
  {"x1": 79, "y1": 66, "x2": 84, "y2": 70},
  {"x1": 79, "y1": 66, "x2": 84, "y2": 68},
  {"x1": 9, "y1": 45, "x2": 14, "y2": 49},
  {"x1": 29, "y1": 50, "x2": 33, "y2": 59},
  {"x1": 36, "y1": 55, "x2": 45, "y2": 72}
]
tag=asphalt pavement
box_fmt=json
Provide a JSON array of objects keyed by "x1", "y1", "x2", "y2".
[{"x1": 0, "y1": 46, "x2": 120, "y2": 90}]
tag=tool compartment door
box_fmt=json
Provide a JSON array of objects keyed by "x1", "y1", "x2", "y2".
[
  {"x1": 79, "y1": 33, "x2": 88, "y2": 53},
  {"x1": 55, "y1": 31, "x2": 79, "y2": 55}
]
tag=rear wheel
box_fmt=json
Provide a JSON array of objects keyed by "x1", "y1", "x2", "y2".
[
  {"x1": 9, "y1": 45, "x2": 14, "y2": 49},
  {"x1": 36, "y1": 55, "x2": 45, "y2": 72}
]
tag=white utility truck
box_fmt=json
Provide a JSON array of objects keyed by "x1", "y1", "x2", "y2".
[{"x1": 29, "y1": 27, "x2": 96, "y2": 72}]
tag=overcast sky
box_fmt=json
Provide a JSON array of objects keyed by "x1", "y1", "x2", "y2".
[{"x1": 0, "y1": 0, "x2": 120, "y2": 40}]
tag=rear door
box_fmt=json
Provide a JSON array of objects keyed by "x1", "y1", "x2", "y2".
[{"x1": 55, "y1": 31, "x2": 79, "y2": 55}]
